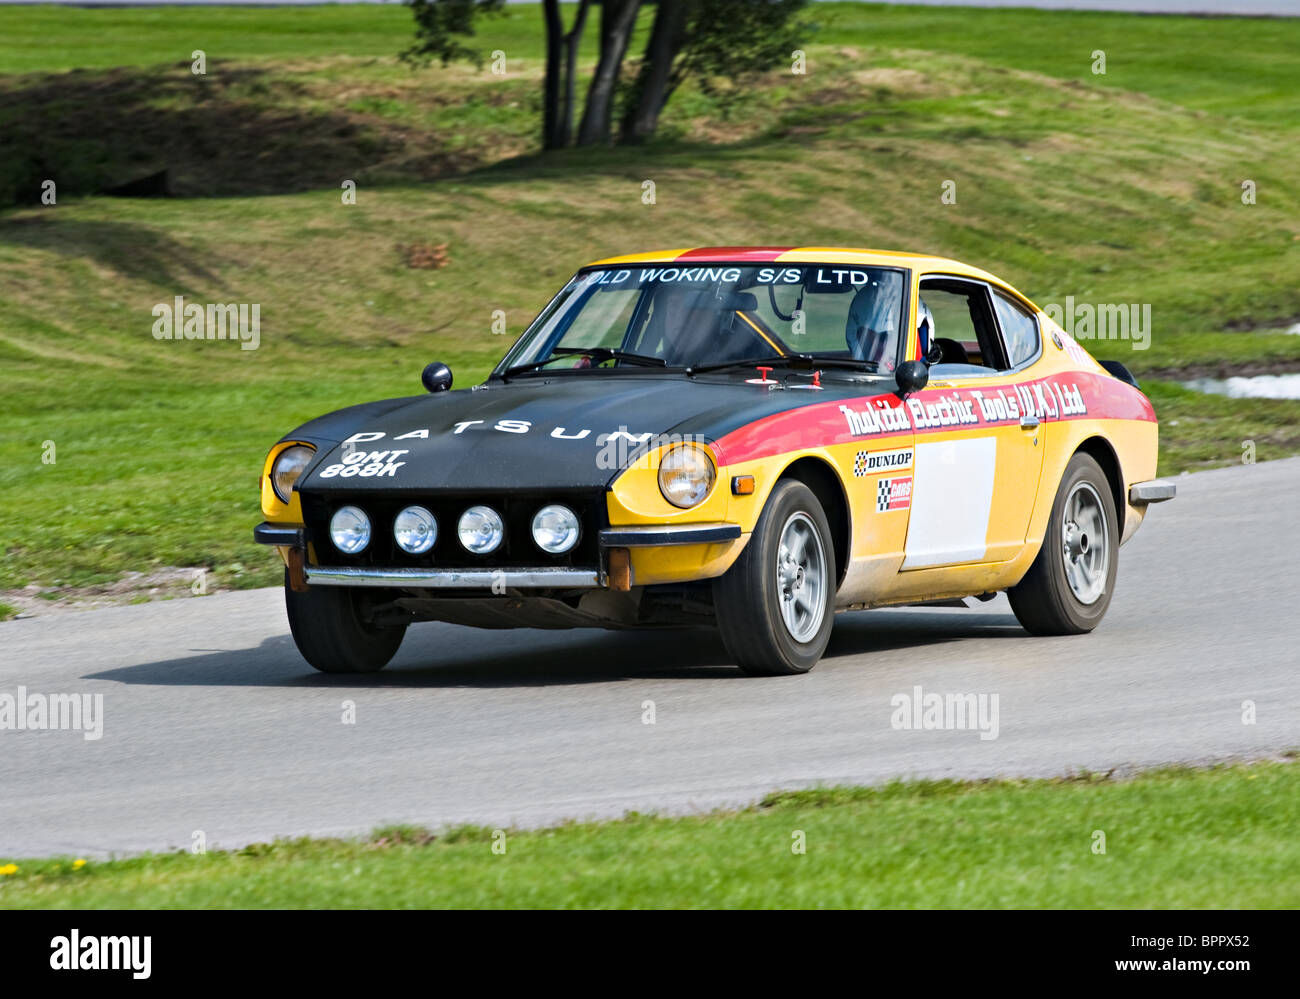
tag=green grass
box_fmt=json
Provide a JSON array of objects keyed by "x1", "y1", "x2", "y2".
[
  {"x1": 834, "y1": 4, "x2": 1300, "y2": 124},
  {"x1": 2, "y1": 761, "x2": 1296, "y2": 908},
  {"x1": 0, "y1": 5, "x2": 485, "y2": 74},
  {"x1": 2, "y1": 2, "x2": 1296, "y2": 124},
  {"x1": 1146, "y1": 382, "x2": 1300, "y2": 475},
  {"x1": 0, "y1": 4, "x2": 1297, "y2": 598}
]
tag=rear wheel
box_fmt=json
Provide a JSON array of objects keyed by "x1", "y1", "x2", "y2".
[
  {"x1": 1007, "y1": 452, "x2": 1119, "y2": 635},
  {"x1": 284, "y1": 570, "x2": 407, "y2": 673},
  {"x1": 713, "y1": 480, "x2": 836, "y2": 675}
]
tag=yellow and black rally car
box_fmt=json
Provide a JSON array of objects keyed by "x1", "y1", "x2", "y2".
[{"x1": 255, "y1": 247, "x2": 1174, "y2": 675}]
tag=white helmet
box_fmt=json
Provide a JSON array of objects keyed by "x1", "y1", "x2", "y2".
[
  {"x1": 917, "y1": 300, "x2": 935, "y2": 353},
  {"x1": 844, "y1": 275, "x2": 902, "y2": 362}
]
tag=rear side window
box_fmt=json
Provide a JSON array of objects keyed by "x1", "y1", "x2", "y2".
[{"x1": 992, "y1": 290, "x2": 1040, "y2": 368}]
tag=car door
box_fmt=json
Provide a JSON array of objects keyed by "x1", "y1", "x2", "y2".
[{"x1": 900, "y1": 276, "x2": 1045, "y2": 569}]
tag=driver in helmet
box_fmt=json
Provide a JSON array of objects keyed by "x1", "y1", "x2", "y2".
[
  {"x1": 916, "y1": 299, "x2": 935, "y2": 358},
  {"x1": 844, "y1": 274, "x2": 903, "y2": 371}
]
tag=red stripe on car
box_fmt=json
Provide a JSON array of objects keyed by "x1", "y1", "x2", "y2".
[
  {"x1": 674, "y1": 246, "x2": 795, "y2": 262},
  {"x1": 711, "y1": 371, "x2": 1155, "y2": 466}
]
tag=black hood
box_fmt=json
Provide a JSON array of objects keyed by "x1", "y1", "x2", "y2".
[{"x1": 291, "y1": 373, "x2": 893, "y2": 493}]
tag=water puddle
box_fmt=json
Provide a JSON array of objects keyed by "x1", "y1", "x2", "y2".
[{"x1": 1182, "y1": 373, "x2": 1300, "y2": 400}]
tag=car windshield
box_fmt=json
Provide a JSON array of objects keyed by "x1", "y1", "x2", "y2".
[{"x1": 498, "y1": 263, "x2": 908, "y2": 374}]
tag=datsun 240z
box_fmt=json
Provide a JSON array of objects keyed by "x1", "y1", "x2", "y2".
[{"x1": 255, "y1": 247, "x2": 1175, "y2": 675}]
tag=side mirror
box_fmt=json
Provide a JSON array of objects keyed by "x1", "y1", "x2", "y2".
[
  {"x1": 422, "y1": 362, "x2": 453, "y2": 393},
  {"x1": 895, "y1": 359, "x2": 929, "y2": 396}
]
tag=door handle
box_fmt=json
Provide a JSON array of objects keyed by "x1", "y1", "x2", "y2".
[{"x1": 1020, "y1": 415, "x2": 1040, "y2": 430}]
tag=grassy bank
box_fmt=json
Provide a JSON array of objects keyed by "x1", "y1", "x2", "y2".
[
  {"x1": 0, "y1": 3, "x2": 1297, "y2": 603},
  {"x1": 2, "y1": 760, "x2": 1296, "y2": 908},
  {"x1": 2, "y1": 1, "x2": 1296, "y2": 125}
]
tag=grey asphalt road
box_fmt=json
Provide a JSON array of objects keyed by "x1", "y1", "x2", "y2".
[{"x1": 2, "y1": 457, "x2": 1298, "y2": 858}]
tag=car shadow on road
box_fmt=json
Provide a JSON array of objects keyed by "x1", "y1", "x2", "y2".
[
  {"x1": 84, "y1": 607, "x2": 1028, "y2": 689},
  {"x1": 827, "y1": 607, "x2": 1025, "y2": 661}
]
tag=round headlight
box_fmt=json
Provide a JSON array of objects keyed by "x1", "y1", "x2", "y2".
[
  {"x1": 329, "y1": 505, "x2": 371, "y2": 554},
  {"x1": 532, "y1": 504, "x2": 580, "y2": 554},
  {"x1": 658, "y1": 444, "x2": 716, "y2": 508},
  {"x1": 394, "y1": 505, "x2": 437, "y2": 555},
  {"x1": 271, "y1": 444, "x2": 315, "y2": 503},
  {"x1": 458, "y1": 505, "x2": 504, "y2": 554}
]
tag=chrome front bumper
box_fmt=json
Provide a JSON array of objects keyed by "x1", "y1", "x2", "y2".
[
  {"x1": 253, "y1": 520, "x2": 741, "y2": 590},
  {"x1": 305, "y1": 566, "x2": 601, "y2": 589},
  {"x1": 253, "y1": 523, "x2": 304, "y2": 546},
  {"x1": 597, "y1": 523, "x2": 741, "y2": 546}
]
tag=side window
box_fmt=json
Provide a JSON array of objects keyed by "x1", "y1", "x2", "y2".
[
  {"x1": 918, "y1": 279, "x2": 1007, "y2": 371},
  {"x1": 992, "y1": 290, "x2": 1040, "y2": 368},
  {"x1": 920, "y1": 287, "x2": 978, "y2": 350}
]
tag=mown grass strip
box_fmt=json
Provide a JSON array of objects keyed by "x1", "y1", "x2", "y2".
[{"x1": 1, "y1": 761, "x2": 1296, "y2": 909}]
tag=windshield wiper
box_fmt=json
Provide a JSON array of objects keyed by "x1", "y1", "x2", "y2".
[
  {"x1": 499, "y1": 346, "x2": 668, "y2": 379},
  {"x1": 685, "y1": 353, "x2": 880, "y2": 375}
]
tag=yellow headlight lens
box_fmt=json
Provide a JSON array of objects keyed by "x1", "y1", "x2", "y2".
[
  {"x1": 658, "y1": 444, "x2": 716, "y2": 508},
  {"x1": 271, "y1": 444, "x2": 315, "y2": 503}
]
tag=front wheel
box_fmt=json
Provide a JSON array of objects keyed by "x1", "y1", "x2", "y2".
[
  {"x1": 713, "y1": 480, "x2": 836, "y2": 675},
  {"x1": 284, "y1": 570, "x2": 407, "y2": 673},
  {"x1": 1007, "y1": 452, "x2": 1119, "y2": 635}
]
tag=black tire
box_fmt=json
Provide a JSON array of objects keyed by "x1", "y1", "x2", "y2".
[
  {"x1": 284, "y1": 570, "x2": 407, "y2": 673},
  {"x1": 713, "y1": 480, "x2": 837, "y2": 675},
  {"x1": 1007, "y1": 452, "x2": 1119, "y2": 635}
]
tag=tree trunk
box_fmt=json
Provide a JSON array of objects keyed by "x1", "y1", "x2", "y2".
[
  {"x1": 542, "y1": 0, "x2": 564, "y2": 149},
  {"x1": 577, "y1": 0, "x2": 641, "y2": 147},
  {"x1": 557, "y1": 0, "x2": 592, "y2": 148},
  {"x1": 621, "y1": 0, "x2": 688, "y2": 144}
]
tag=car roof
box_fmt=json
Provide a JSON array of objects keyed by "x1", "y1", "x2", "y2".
[{"x1": 585, "y1": 246, "x2": 1008, "y2": 286}]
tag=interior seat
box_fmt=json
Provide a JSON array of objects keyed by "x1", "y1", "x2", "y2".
[{"x1": 932, "y1": 337, "x2": 969, "y2": 365}]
